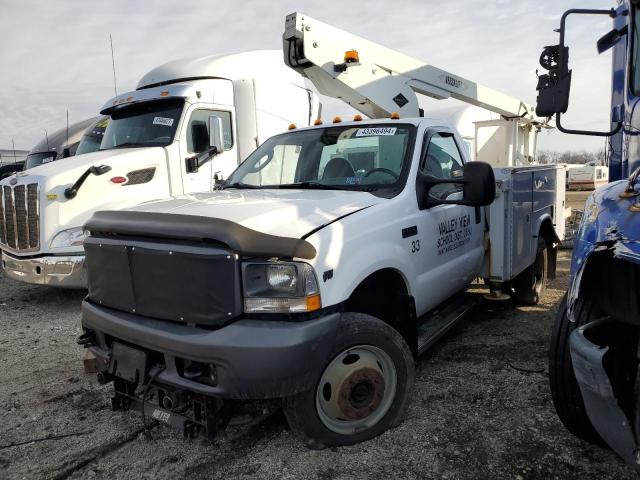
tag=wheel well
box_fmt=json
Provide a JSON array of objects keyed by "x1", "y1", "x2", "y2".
[
  {"x1": 345, "y1": 269, "x2": 416, "y2": 350},
  {"x1": 581, "y1": 250, "x2": 640, "y2": 325},
  {"x1": 539, "y1": 218, "x2": 558, "y2": 279}
]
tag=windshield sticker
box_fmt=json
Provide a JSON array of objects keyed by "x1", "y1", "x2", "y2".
[
  {"x1": 153, "y1": 116, "x2": 174, "y2": 127},
  {"x1": 355, "y1": 127, "x2": 397, "y2": 137}
]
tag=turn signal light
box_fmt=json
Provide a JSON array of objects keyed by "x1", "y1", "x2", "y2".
[
  {"x1": 306, "y1": 294, "x2": 321, "y2": 312},
  {"x1": 332, "y1": 116, "x2": 342, "y2": 123},
  {"x1": 353, "y1": 114, "x2": 363, "y2": 121},
  {"x1": 344, "y1": 50, "x2": 359, "y2": 63},
  {"x1": 390, "y1": 112, "x2": 401, "y2": 119},
  {"x1": 288, "y1": 123, "x2": 297, "y2": 130},
  {"x1": 314, "y1": 118, "x2": 323, "y2": 126},
  {"x1": 159, "y1": 91, "x2": 169, "y2": 97}
]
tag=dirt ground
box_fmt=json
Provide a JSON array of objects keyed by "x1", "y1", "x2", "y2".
[{"x1": 1, "y1": 192, "x2": 635, "y2": 480}]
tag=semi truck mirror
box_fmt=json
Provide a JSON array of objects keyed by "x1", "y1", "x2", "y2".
[
  {"x1": 208, "y1": 116, "x2": 224, "y2": 152},
  {"x1": 536, "y1": 8, "x2": 622, "y2": 137}
]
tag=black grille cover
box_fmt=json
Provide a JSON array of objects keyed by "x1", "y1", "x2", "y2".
[{"x1": 85, "y1": 236, "x2": 241, "y2": 326}]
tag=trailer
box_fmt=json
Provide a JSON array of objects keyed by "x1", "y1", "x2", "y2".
[{"x1": 567, "y1": 163, "x2": 608, "y2": 190}]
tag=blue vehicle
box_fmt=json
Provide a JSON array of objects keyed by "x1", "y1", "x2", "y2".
[{"x1": 536, "y1": 2, "x2": 640, "y2": 470}]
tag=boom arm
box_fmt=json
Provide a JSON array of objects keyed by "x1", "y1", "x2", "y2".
[{"x1": 283, "y1": 12, "x2": 536, "y2": 120}]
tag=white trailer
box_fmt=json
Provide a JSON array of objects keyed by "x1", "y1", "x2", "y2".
[
  {"x1": 0, "y1": 50, "x2": 319, "y2": 288},
  {"x1": 567, "y1": 164, "x2": 608, "y2": 190}
]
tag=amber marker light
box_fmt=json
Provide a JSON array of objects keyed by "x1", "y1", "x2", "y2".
[
  {"x1": 353, "y1": 114, "x2": 363, "y2": 121},
  {"x1": 390, "y1": 112, "x2": 401, "y2": 119},
  {"x1": 332, "y1": 116, "x2": 342, "y2": 123},
  {"x1": 288, "y1": 123, "x2": 297, "y2": 130},
  {"x1": 344, "y1": 50, "x2": 359, "y2": 63},
  {"x1": 314, "y1": 118, "x2": 323, "y2": 126}
]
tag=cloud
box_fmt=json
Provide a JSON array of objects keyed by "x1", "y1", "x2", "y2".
[{"x1": 0, "y1": 0, "x2": 614, "y2": 152}]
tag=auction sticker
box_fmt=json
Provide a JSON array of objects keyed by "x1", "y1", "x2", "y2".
[
  {"x1": 355, "y1": 127, "x2": 397, "y2": 136},
  {"x1": 153, "y1": 117, "x2": 174, "y2": 127}
]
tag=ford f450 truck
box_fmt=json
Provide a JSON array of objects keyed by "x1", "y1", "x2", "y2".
[
  {"x1": 77, "y1": 13, "x2": 566, "y2": 448},
  {"x1": 536, "y1": 2, "x2": 640, "y2": 471},
  {"x1": 0, "y1": 50, "x2": 317, "y2": 288}
]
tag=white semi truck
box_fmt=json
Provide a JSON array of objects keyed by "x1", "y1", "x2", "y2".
[
  {"x1": 0, "y1": 50, "x2": 318, "y2": 287},
  {"x1": 78, "y1": 13, "x2": 564, "y2": 447}
]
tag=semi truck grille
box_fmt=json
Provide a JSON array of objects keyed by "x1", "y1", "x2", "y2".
[{"x1": 0, "y1": 183, "x2": 39, "y2": 252}]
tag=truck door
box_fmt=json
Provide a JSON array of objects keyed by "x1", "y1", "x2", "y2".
[
  {"x1": 412, "y1": 130, "x2": 485, "y2": 314},
  {"x1": 181, "y1": 108, "x2": 236, "y2": 193}
]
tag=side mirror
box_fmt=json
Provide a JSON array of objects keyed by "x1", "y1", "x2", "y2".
[
  {"x1": 535, "y1": 8, "x2": 622, "y2": 137},
  {"x1": 418, "y1": 161, "x2": 495, "y2": 209},
  {"x1": 208, "y1": 115, "x2": 224, "y2": 152}
]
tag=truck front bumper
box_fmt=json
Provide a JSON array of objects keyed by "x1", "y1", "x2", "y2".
[
  {"x1": 81, "y1": 300, "x2": 341, "y2": 399},
  {"x1": 1, "y1": 251, "x2": 86, "y2": 288}
]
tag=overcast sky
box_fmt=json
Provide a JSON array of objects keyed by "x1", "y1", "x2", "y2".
[{"x1": 1, "y1": 0, "x2": 616, "y2": 153}]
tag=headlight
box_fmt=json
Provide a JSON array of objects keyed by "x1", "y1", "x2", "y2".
[
  {"x1": 50, "y1": 227, "x2": 86, "y2": 249},
  {"x1": 243, "y1": 261, "x2": 321, "y2": 313}
]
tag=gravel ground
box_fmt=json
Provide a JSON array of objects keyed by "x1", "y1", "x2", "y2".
[{"x1": 1, "y1": 210, "x2": 636, "y2": 479}]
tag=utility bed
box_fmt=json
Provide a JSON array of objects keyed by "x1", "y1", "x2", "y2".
[{"x1": 483, "y1": 164, "x2": 566, "y2": 283}]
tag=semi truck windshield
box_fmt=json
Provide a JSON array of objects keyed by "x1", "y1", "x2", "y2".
[
  {"x1": 101, "y1": 98, "x2": 183, "y2": 150},
  {"x1": 226, "y1": 124, "x2": 415, "y2": 193}
]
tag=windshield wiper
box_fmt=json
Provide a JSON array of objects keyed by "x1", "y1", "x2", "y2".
[
  {"x1": 278, "y1": 181, "x2": 351, "y2": 190},
  {"x1": 111, "y1": 142, "x2": 148, "y2": 149},
  {"x1": 221, "y1": 182, "x2": 263, "y2": 189}
]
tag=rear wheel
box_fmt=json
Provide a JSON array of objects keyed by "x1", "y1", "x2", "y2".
[
  {"x1": 283, "y1": 313, "x2": 414, "y2": 449},
  {"x1": 513, "y1": 237, "x2": 548, "y2": 305},
  {"x1": 549, "y1": 293, "x2": 604, "y2": 445}
]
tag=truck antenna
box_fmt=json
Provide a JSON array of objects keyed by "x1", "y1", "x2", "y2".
[
  {"x1": 66, "y1": 110, "x2": 69, "y2": 145},
  {"x1": 45, "y1": 130, "x2": 50, "y2": 152},
  {"x1": 110, "y1": 34, "x2": 118, "y2": 96},
  {"x1": 12, "y1": 138, "x2": 16, "y2": 164}
]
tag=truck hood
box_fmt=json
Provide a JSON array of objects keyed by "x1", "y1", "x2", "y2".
[{"x1": 128, "y1": 189, "x2": 380, "y2": 238}]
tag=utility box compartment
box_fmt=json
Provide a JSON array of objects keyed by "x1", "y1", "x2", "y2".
[{"x1": 483, "y1": 164, "x2": 566, "y2": 282}]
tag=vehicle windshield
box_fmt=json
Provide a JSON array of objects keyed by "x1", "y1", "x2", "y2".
[
  {"x1": 226, "y1": 124, "x2": 414, "y2": 192},
  {"x1": 100, "y1": 98, "x2": 183, "y2": 150},
  {"x1": 24, "y1": 151, "x2": 57, "y2": 170},
  {"x1": 76, "y1": 117, "x2": 109, "y2": 155}
]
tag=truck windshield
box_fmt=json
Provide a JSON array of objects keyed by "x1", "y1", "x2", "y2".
[
  {"x1": 24, "y1": 151, "x2": 57, "y2": 170},
  {"x1": 100, "y1": 98, "x2": 183, "y2": 150},
  {"x1": 226, "y1": 124, "x2": 415, "y2": 193}
]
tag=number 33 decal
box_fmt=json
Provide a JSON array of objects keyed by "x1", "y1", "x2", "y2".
[{"x1": 411, "y1": 240, "x2": 420, "y2": 253}]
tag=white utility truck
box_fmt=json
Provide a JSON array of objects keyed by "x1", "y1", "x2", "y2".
[
  {"x1": 78, "y1": 13, "x2": 564, "y2": 448},
  {"x1": 0, "y1": 50, "x2": 318, "y2": 287}
]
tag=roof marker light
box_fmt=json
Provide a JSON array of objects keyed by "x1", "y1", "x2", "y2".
[
  {"x1": 390, "y1": 112, "x2": 401, "y2": 119},
  {"x1": 314, "y1": 118, "x2": 323, "y2": 126},
  {"x1": 353, "y1": 114, "x2": 363, "y2": 121},
  {"x1": 332, "y1": 116, "x2": 342, "y2": 123},
  {"x1": 344, "y1": 50, "x2": 359, "y2": 63},
  {"x1": 288, "y1": 123, "x2": 297, "y2": 130}
]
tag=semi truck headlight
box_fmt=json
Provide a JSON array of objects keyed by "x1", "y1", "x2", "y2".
[
  {"x1": 50, "y1": 227, "x2": 86, "y2": 248},
  {"x1": 243, "y1": 261, "x2": 321, "y2": 313}
]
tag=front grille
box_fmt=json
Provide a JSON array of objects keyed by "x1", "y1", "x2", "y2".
[{"x1": 0, "y1": 183, "x2": 39, "y2": 251}]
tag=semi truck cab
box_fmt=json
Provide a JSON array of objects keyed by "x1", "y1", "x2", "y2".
[
  {"x1": 0, "y1": 50, "x2": 317, "y2": 288},
  {"x1": 537, "y1": 1, "x2": 640, "y2": 471}
]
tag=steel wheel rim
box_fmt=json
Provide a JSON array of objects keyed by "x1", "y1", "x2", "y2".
[{"x1": 315, "y1": 345, "x2": 397, "y2": 435}]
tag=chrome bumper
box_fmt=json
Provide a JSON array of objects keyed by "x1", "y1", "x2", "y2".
[{"x1": 1, "y1": 251, "x2": 86, "y2": 288}]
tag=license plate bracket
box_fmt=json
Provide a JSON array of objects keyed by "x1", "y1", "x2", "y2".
[{"x1": 109, "y1": 342, "x2": 148, "y2": 384}]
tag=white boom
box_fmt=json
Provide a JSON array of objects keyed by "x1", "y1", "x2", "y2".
[{"x1": 283, "y1": 12, "x2": 543, "y2": 166}]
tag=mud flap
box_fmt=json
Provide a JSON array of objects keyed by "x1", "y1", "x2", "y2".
[{"x1": 570, "y1": 320, "x2": 640, "y2": 470}]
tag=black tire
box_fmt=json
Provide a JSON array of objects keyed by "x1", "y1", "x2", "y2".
[
  {"x1": 513, "y1": 237, "x2": 548, "y2": 305},
  {"x1": 549, "y1": 293, "x2": 604, "y2": 445},
  {"x1": 283, "y1": 313, "x2": 414, "y2": 449}
]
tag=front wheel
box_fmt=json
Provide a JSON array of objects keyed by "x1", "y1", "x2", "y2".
[
  {"x1": 283, "y1": 313, "x2": 414, "y2": 449},
  {"x1": 549, "y1": 293, "x2": 603, "y2": 445}
]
